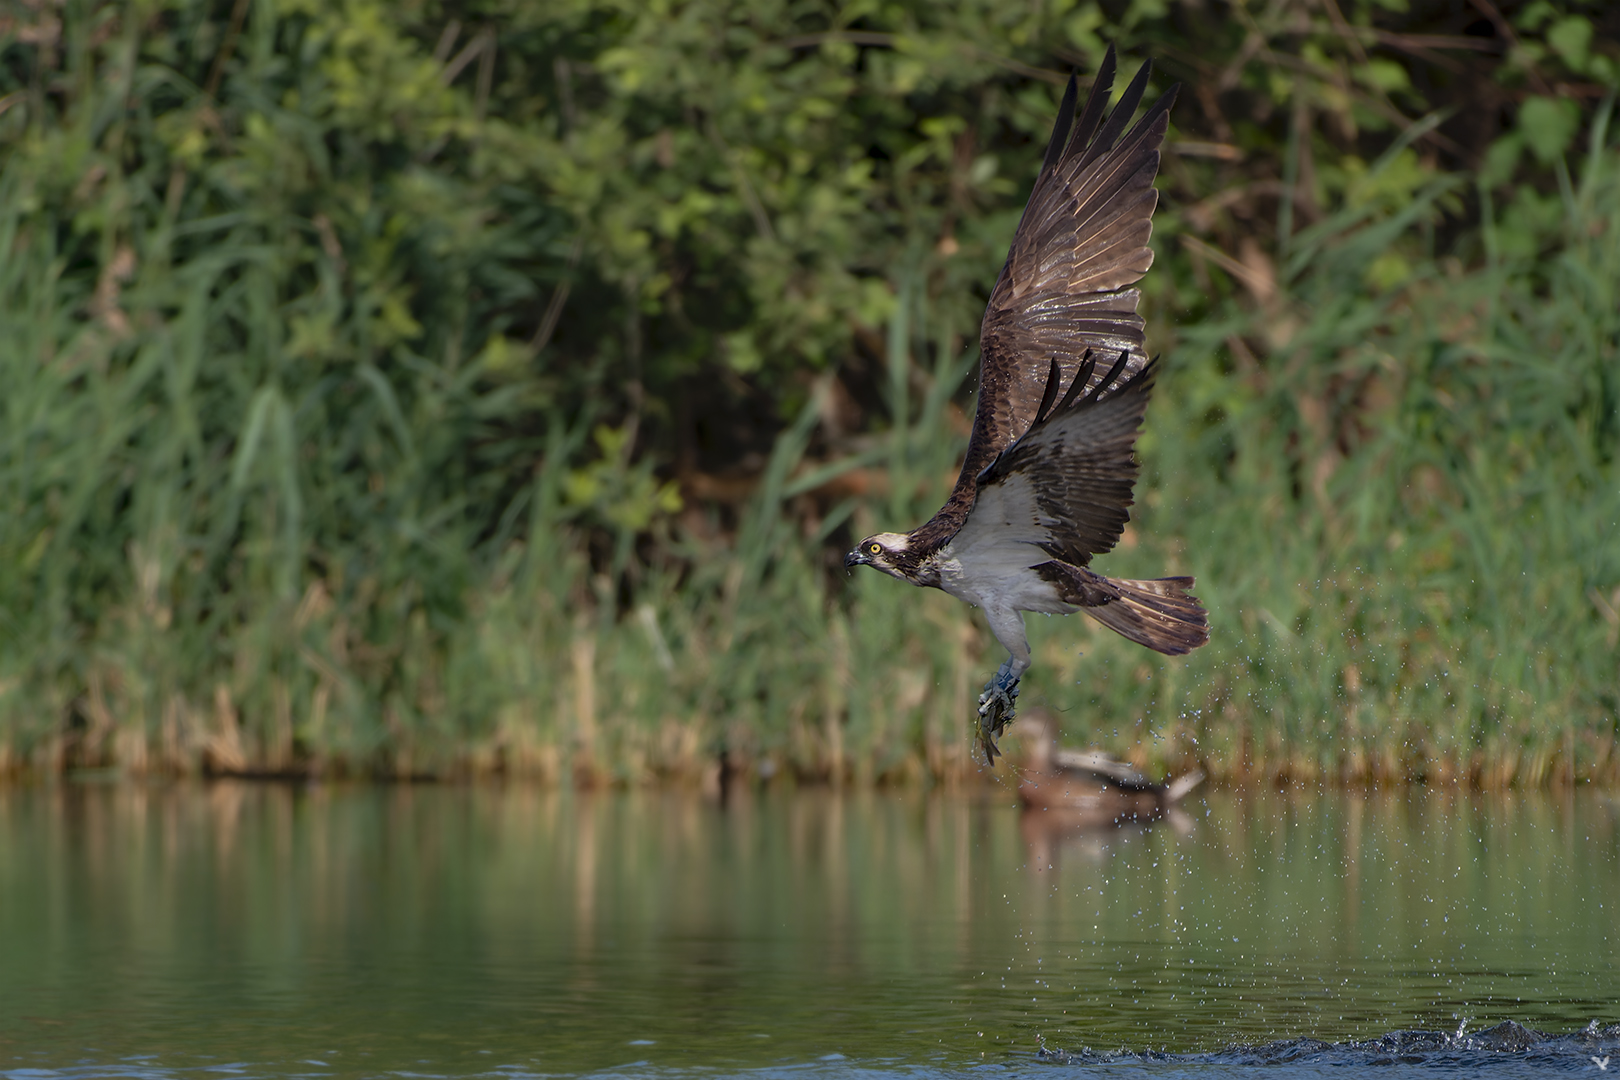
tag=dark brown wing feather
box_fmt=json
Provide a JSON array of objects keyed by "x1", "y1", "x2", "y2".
[
  {"x1": 975, "y1": 355, "x2": 1157, "y2": 565},
  {"x1": 910, "y1": 47, "x2": 1178, "y2": 550}
]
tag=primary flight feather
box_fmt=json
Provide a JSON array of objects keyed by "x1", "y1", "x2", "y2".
[{"x1": 844, "y1": 48, "x2": 1208, "y2": 763}]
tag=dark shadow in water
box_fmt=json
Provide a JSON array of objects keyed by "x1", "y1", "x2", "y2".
[{"x1": 1037, "y1": 1020, "x2": 1620, "y2": 1076}]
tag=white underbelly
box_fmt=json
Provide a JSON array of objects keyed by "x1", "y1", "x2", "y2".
[{"x1": 935, "y1": 545, "x2": 1075, "y2": 616}]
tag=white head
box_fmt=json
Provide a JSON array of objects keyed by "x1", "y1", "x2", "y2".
[{"x1": 844, "y1": 532, "x2": 916, "y2": 580}]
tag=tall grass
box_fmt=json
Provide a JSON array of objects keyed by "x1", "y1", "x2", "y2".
[
  {"x1": 1138, "y1": 121, "x2": 1620, "y2": 785},
  {"x1": 0, "y1": 2, "x2": 1615, "y2": 785}
]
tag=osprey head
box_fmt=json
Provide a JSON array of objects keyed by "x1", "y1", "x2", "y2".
[{"x1": 845, "y1": 532, "x2": 914, "y2": 580}]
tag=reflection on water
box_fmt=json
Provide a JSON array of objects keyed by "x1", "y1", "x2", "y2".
[
  {"x1": 1021, "y1": 802, "x2": 1197, "y2": 867},
  {"x1": 0, "y1": 781, "x2": 1616, "y2": 1077}
]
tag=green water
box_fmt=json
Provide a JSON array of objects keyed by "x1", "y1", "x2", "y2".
[{"x1": 1, "y1": 781, "x2": 1616, "y2": 1076}]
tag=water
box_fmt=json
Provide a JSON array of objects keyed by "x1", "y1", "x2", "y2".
[{"x1": 1, "y1": 781, "x2": 1617, "y2": 1078}]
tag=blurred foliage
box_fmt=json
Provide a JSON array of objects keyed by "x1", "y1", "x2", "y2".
[{"x1": 0, "y1": 0, "x2": 1616, "y2": 782}]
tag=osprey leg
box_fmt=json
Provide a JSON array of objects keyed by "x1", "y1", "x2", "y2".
[
  {"x1": 978, "y1": 606, "x2": 1034, "y2": 762},
  {"x1": 975, "y1": 607, "x2": 1033, "y2": 763}
]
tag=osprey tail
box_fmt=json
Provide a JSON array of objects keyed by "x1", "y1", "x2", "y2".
[
  {"x1": 1033, "y1": 561, "x2": 1209, "y2": 655},
  {"x1": 1085, "y1": 575, "x2": 1208, "y2": 656}
]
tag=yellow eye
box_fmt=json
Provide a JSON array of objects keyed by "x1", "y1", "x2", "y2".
[{"x1": 868, "y1": 543, "x2": 882, "y2": 555}]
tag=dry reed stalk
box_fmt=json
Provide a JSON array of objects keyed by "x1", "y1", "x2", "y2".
[
  {"x1": 570, "y1": 628, "x2": 601, "y2": 786},
  {"x1": 204, "y1": 685, "x2": 248, "y2": 775}
]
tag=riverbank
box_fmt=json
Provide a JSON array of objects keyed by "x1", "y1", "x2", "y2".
[{"x1": 2, "y1": 5, "x2": 1615, "y2": 785}]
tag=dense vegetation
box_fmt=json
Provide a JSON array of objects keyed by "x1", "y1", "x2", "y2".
[{"x1": 1, "y1": 0, "x2": 1616, "y2": 784}]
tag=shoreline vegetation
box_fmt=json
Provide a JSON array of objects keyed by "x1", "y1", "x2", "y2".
[{"x1": 2, "y1": 2, "x2": 1617, "y2": 787}]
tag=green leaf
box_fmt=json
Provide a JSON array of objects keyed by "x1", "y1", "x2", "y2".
[
  {"x1": 1363, "y1": 250, "x2": 1411, "y2": 292},
  {"x1": 1357, "y1": 59, "x2": 1411, "y2": 96},
  {"x1": 1515, "y1": 1, "x2": 1557, "y2": 32},
  {"x1": 724, "y1": 329, "x2": 762, "y2": 375},
  {"x1": 1479, "y1": 133, "x2": 1523, "y2": 189},
  {"x1": 1547, "y1": 16, "x2": 1593, "y2": 73},
  {"x1": 1519, "y1": 96, "x2": 1579, "y2": 165}
]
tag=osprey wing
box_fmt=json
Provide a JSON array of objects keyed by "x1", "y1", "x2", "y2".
[
  {"x1": 952, "y1": 354, "x2": 1155, "y2": 569},
  {"x1": 912, "y1": 48, "x2": 1177, "y2": 550}
]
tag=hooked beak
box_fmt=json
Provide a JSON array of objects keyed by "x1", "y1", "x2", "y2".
[{"x1": 844, "y1": 549, "x2": 865, "y2": 570}]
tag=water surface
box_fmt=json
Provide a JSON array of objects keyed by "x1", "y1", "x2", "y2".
[{"x1": 1, "y1": 781, "x2": 1616, "y2": 1077}]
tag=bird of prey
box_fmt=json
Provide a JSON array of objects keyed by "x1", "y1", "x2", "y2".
[{"x1": 844, "y1": 48, "x2": 1208, "y2": 764}]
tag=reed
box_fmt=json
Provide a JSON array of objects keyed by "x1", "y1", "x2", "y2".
[{"x1": 0, "y1": 1, "x2": 1615, "y2": 786}]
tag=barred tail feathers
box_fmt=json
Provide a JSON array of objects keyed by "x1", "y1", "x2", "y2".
[
  {"x1": 1031, "y1": 561, "x2": 1209, "y2": 656},
  {"x1": 1081, "y1": 574, "x2": 1209, "y2": 656}
]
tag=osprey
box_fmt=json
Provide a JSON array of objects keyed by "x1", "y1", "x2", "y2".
[{"x1": 845, "y1": 48, "x2": 1208, "y2": 763}]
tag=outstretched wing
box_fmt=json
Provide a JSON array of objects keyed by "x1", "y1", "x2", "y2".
[
  {"x1": 948, "y1": 353, "x2": 1154, "y2": 569},
  {"x1": 912, "y1": 47, "x2": 1177, "y2": 549}
]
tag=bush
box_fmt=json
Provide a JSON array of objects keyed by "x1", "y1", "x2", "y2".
[{"x1": 0, "y1": 0, "x2": 1615, "y2": 783}]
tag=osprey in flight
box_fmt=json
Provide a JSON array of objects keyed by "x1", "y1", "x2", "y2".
[{"x1": 844, "y1": 49, "x2": 1208, "y2": 763}]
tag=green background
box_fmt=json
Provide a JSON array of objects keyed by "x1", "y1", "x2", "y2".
[{"x1": 1, "y1": 0, "x2": 1616, "y2": 783}]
